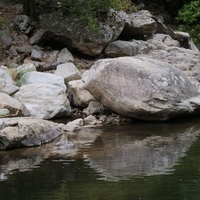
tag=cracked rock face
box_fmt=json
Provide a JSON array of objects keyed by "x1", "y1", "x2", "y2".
[{"x1": 83, "y1": 56, "x2": 200, "y2": 121}]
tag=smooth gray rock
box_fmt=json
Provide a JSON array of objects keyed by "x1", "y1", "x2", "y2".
[
  {"x1": 0, "y1": 117, "x2": 62, "y2": 149},
  {"x1": 105, "y1": 34, "x2": 180, "y2": 58},
  {"x1": 31, "y1": 49, "x2": 44, "y2": 61},
  {"x1": 83, "y1": 56, "x2": 200, "y2": 121},
  {"x1": 15, "y1": 45, "x2": 33, "y2": 53},
  {"x1": 105, "y1": 40, "x2": 150, "y2": 57}
]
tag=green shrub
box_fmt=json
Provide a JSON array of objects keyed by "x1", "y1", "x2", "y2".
[
  {"x1": 176, "y1": 0, "x2": 200, "y2": 49},
  {"x1": 0, "y1": 16, "x2": 10, "y2": 29}
]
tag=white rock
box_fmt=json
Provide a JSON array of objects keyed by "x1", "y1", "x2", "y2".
[
  {"x1": 55, "y1": 62, "x2": 81, "y2": 84},
  {"x1": 13, "y1": 83, "x2": 71, "y2": 119},
  {"x1": 20, "y1": 71, "x2": 66, "y2": 90}
]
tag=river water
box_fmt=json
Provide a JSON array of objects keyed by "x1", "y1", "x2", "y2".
[{"x1": 1, "y1": 116, "x2": 200, "y2": 200}]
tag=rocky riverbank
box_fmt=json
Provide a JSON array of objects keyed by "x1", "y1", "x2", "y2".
[{"x1": 0, "y1": 1, "x2": 200, "y2": 150}]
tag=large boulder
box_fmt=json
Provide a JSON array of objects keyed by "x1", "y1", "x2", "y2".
[
  {"x1": 105, "y1": 40, "x2": 150, "y2": 57},
  {"x1": 105, "y1": 34, "x2": 180, "y2": 57},
  {"x1": 105, "y1": 34, "x2": 200, "y2": 92},
  {"x1": 119, "y1": 10, "x2": 157, "y2": 36},
  {"x1": 0, "y1": 117, "x2": 62, "y2": 149},
  {"x1": 83, "y1": 56, "x2": 200, "y2": 121},
  {"x1": 39, "y1": 10, "x2": 124, "y2": 56},
  {"x1": 13, "y1": 83, "x2": 71, "y2": 119}
]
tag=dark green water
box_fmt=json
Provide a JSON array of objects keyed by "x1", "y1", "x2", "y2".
[{"x1": 1, "y1": 117, "x2": 200, "y2": 200}]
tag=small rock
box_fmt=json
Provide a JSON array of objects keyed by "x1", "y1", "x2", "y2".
[
  {"x1": 68, "y1": 80, "x2": 96, "y2": 107},
  {"x1": 0, "y1": 109, "x2": 10, "y2": 117},
  {"x1": 57, "y1": 48, "x2": 75, "y2": 63},
  {"x1": 8, "y1": 46, "x2": 18, "y2": 57},
  {"x1": 55, "y1": 62, "x2": 81, "y2": 84},
  {"x1": 0, "y1": 93, "x2": 22, "y2": 116},
  {"x1": 30, "y1": 29, "x2": 46, "y2": 45},
  {"x1": 15, "y1": 45, "x2": 33, "y2": 53},
  {"x1": 14, "y1": 15, "x2": 30, "y2": 32},
  {"x1": 99, "y1": 115, "x2": 107, "y2": 122},
  {"x1": 0, "y1": 29, "x2": 13, "y2": 50},
  {"x1": 31, "y1": 49, "x2": 44, "y2": 61},
  {"x1": 85, "y1": 101, "x2": 104, "y2": 115},
  {"x1": 54, "y1": 141, "x2": 75, "y2": 149},
  {"x1": 16, "y1": 63, "x2": 36, "y2": 80},
  {"x1": 43, "y1": 50, "x2": 59, "y2": 62},
  {"x1": 84, "y1": 115, "x2": 97, "y2": 125},
  {"x1": 61, "y1": 118, "x2": 84, "y2": 132}
]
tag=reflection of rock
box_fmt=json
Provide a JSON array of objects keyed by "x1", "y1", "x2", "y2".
[
  {"x1": 0, "y1": 126, "x2": 102, "y2": 181},
  {"x1": 69, "y1": 128, "x2": 102, "y2": 147},
  {"x1": 83, "y1": 125, "x2": 200, "y2": 181},
  {"x1": 0, "y1": 142, "x2": 56, "y2": 181},
  {"x1": 51, "y1": 134, "x2": 77, "y2": 156},
  {"x1": 51, "y1": 128, "x2": 101, "y2": 157}
]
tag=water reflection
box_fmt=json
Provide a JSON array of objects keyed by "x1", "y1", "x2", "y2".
[
  {"x1": 84, "y1": 124, "x2": 200, "y2": 181},
  {"x1": 0, "y1": 142, "x2": 54, "y2": 181},
  {"x1": 1, "y1": 119, "x2": 200, "y2": 182},
  {"x1": 0, "y1": 128, "x2": 101, "y2": 181},
  {"x1": 1, "y1": 118, "x2": 200, "y2": 199}
]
